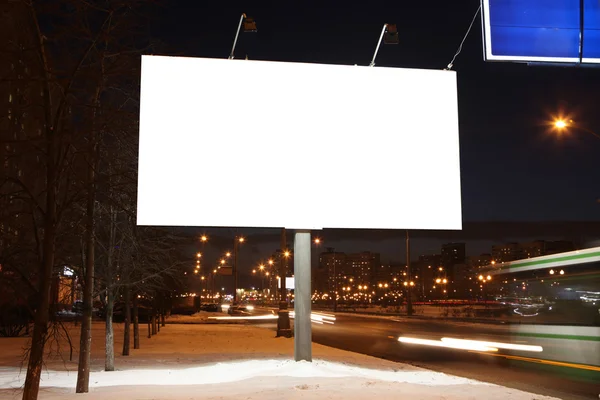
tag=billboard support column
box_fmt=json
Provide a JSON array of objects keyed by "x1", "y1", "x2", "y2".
[{"x1": 294, "y1": 230, "x2": 312, "y2": 361}]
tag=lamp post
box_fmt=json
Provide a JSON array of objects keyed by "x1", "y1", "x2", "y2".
[
  {"x1": 406, "y1": 230, "x2": 413, "y2": 316},
  {"x1": 277, "y1": 228, "x2": 292, "y2": 338},
  {"x1": 331, "y1": 248, "x2": 338, "y2": 312},
  {"x1": 369, "y1": 23, "x2": 399, "y2": 67},
  {"x1": 229, "y1": 13, "x2": 257, "y2": 60},
  {"x1": 478, "y1": 274, "x2": 492, "y2": 303},
  {"x1": 233, "y1": 236, "x2": 245, "y2": 304}
]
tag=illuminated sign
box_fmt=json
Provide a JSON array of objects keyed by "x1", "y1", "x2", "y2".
[{"x1": 482, "y1": 0, "x2": 600, "y2": 64}]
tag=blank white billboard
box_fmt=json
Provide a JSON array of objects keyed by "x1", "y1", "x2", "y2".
[{"x1": 137, "y1": 55, "x2": 461, "y2": 230}]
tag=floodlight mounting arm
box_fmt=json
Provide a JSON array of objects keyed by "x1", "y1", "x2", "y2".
[
  {"x1": 370, "y1": 24, "x2": 388, "y2": 67},
  {"x1": 229, "y1": 13, "x2": 246, "y2": 60}
]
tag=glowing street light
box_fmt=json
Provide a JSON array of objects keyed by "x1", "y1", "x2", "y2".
[
  {"x1": 550, "y1": 269, "x2": 555, "y2": 275},
  {"x1": 284, "y1": 250, "x2": 291, "y2": 258},
  {"x1": 200, "y1": 235, "x2": 208, "y2": 242},
  {"x1": 196, "y1": 252, "x2": 202, "y2": 258},
  {"x1": 554, "y1": 119, "x2": 567, "y2": 129},
  {"x1": 552, "y1": 117, "x2": 600, "y2": 140},
  {"x1": 225, "y1": 252, "x2": 231, "y2": 258}
]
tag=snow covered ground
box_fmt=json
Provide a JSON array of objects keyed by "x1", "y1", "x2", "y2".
[{"x1": 0, "y1": 322, "x2": 560, "y2": 399}]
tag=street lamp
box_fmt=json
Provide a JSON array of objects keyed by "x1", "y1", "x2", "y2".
[
  {"x1": 232, "y1": 236, "x2": 245, "y2": 303},
  {"x1": 553, "y1": 118, "x2": 600, "y2": 140},
  {"x1": 229, "y1": 13, "x2": 257, "y2": 60},
  {"x1": 369, "y1": 23, "x2": 399, "y2": 67}
]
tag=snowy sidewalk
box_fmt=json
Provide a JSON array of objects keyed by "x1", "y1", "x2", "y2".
[{"x1": 0, "y1": 322, "x2": 560, "y2": 399}]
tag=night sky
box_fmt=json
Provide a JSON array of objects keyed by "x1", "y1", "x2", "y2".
[{"x1": 149, "y1": 1, "x2": 600, "y2": 262}]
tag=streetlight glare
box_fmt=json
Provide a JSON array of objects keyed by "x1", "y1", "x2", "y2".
[
  {"x1": 238, "y1": 237, "x2": 245, "y2": 243},
  {"x1": 226, "y1": 252, "x2": 231, "y2": 257},
  {"x1": 284, "y1": 250, "x2": 291, "y2": 257},
  {"x1": 196, "y1": 252, "x2": 202, "y2": 258},
  {"x1": 314, "y1": 238, "x2": 321, "y2": 244},
  {"x1": 200, "y1": 235, "x2": 208, "y2": 242},
  {"x1": 554, "y1": 119, "x2": 567, "y2": 129}
]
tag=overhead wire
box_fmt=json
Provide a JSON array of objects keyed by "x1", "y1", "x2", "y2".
[{"x1": 445, "y1": 5, "x2": 482, "y2": 70}]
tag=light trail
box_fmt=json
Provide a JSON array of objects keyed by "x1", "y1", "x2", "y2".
[
  {"x1": 208, "y1": 311, "x2": 336, "y2": 324},
  {"x1": 441, "y1": 338, "x2": 543, "y2": 353},
  {"x1": 290, "y1": 311, "x2": 336, "y2": 325},
  {"x1": 398, "y1": 336, "x2": 498, "y2": 352},
  {"x1": 208, "y1": 315, "x2": 278, "y2": 321}
]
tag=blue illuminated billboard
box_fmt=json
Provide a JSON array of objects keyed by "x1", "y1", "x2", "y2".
[{"x1": 482, "y1": 0, "x2": 600, "y2": 64}]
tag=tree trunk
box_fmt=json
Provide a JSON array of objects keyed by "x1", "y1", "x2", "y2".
[
  {"x1": 161, "y1": 312, "x2": 165, "y2": 327},
  {"x1": 122, "y1": 286, "x2": 131, "y2": 356},
  {"x1": 22, "y1": 70, "x2": 58, "y2": 399},
  {"x1": 156, "y1": 311, "x2": 160, "y2": 333},
  {"x1": 22, "y1": 225, "x2": 56, "y2": 400},
  {"x1": 152, "y1": 314, "x2": 157, "y2": 335},
  {"x1": 133, "y1": 294, "x2": 139, "y2": 349},
  {"x1": 76, "y1": 134, "x2": 97, "y2": 393},
  {"x1": 105, "y1": 289, "x2": 115, "y2": 371},
  {"x1": 147, "y1": 317, "x2": 151, "y2": 339}
]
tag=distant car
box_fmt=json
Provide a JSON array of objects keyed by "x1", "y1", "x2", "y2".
[
  {"x1": 227, "y1": 304, "x2": 255, "y2": 315},
  {"x1": 200, "y1": 303, "x2": 221, "y2": 312}
]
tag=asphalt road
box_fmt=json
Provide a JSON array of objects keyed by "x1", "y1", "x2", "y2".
[{"x1": 306, "y1": 314, "x2": 600, "y2": 400}]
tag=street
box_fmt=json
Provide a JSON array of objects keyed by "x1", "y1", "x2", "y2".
[{"x1": 306, "y1": 314, "x2": 600, "y2": 400}]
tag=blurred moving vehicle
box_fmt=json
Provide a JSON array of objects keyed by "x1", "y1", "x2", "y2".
[
  {"x1": 200, "y1": 303, "x2": 221, "y2": 312},
  {"x1": 227, "y1": 304, "x2": 255, "y2": 315}
]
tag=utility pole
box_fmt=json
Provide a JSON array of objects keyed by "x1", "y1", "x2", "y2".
[
  {"x1": 406, "y1": 230, "x2": 413, "y2": 316},
  {"x1": 333, "y1": 250, "x2": 337, "y2": 312},
  {"x1": 233, "y1": 239, "x2": 238, "y2": 303},
  {"x1": 277, "y1": 228, "x2": 292, "y2": 337}
]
